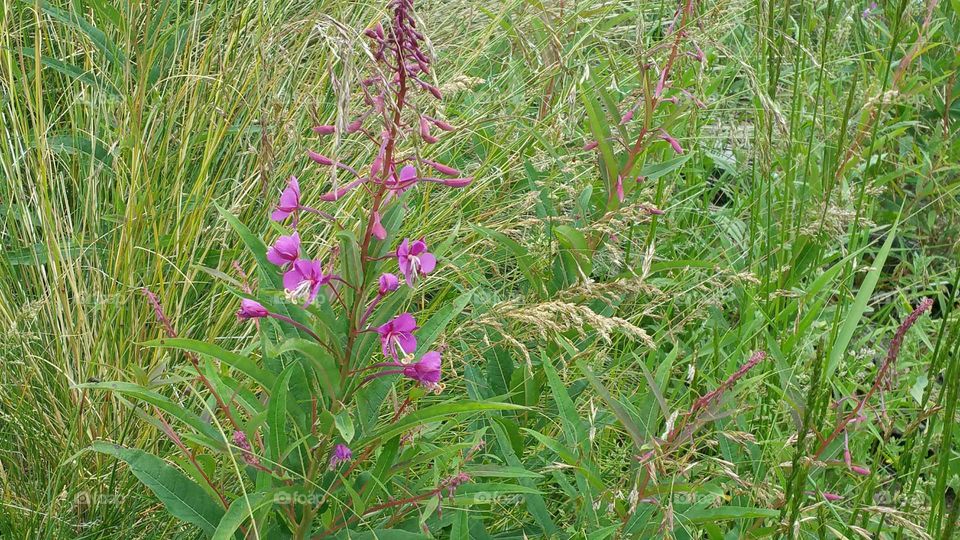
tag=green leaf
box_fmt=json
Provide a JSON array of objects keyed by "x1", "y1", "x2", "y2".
[
  {"x1": 416, "y1": 291, "x2": 472, "y2": 352},
  {"x1": 357, "y1": 401, "x2": 527, "y2": 446},
  {"x1": 212, "y1": 490, "x2": 277, "y2": 540},
  {"x1": 267, "y1": 366, "x2": 295, "y2": 464},
  {"x1": 91, "y1": 442, "x2": 224, "y2": 536},
  {"x1": 143, "y1": 338, "x2": 275, "y2": 389},
  {"x1": 637, "y1": 153, "x2": 693, "y2": 180},
  {"x1": 78, "y1": 382, "x2": 222, "y2": 447},
  {"x1": 276, "y1": 338, "x2": 340, "y2": 400},
  {"x1": 553, "y1": 225, "x2": 592, "y2": 278},
  {"x1": 577, "y1": 361, "x2": 646, "y2": 450},
  {"x1": 679, "y1": 506, "x2": 779, "y2": 523},
  {"x1": 335, "y1": 410, "x2": 356, "y2": 443},
  {"x1": 473, "y1": 225, "x2": 545, "y2": 296},
  {"x1": 337, "y1": 230, "x2": 364, "y2": 306},
  {"x1": 333, "y1": 530, "x2": 429, "y2": 540},
  {"x1": 214, "y1": 203, "x2": 279, "y2": 289},
  {"x1": 40, "y1": 3, "x2": 129, "y2": 71},
  {"x1": 826, "y1": 221, "x2": 898, "y2": 377},
  {"x1": 19, "y1": 47, "x2": 119, "y2": 97}
]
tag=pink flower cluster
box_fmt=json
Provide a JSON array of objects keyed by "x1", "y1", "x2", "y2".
[{"x1": 237, "y1": 0, "x2": 465, "y2": 404}]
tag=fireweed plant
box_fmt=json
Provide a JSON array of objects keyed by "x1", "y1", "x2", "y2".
[
  {"x1": 90, "y1": 1, "x2": 523, "y2": 537},
  {"x1": 580, "y1": 0, "x2": 703, "y2": 218}
]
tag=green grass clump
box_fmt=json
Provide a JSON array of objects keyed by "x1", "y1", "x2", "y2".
[{"x1": 1, "y1": 0, "x2": 958, "y2": 537}]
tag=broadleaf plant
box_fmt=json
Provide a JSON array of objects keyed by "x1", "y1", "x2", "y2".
[{"x1": 88, "y1": 1, "x2": 523, "y2": 536}]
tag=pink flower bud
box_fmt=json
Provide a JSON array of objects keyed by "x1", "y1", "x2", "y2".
[
  {"x1": 372, "y1": 211, "x2": 387, "y2": 240},
  {"x1": 431, "y1": 118, "x2": 455, "y2": 131},
  {"x1": 424, "y1": 159, "x2": 460, "y2": 176},
  {"x1": 312, "y1": 125, "x2": 336, "y2": 135},
  {"x1": 620, "y1": 110, "x2": 634, "y2": 125},
  {"x1": 346, "y1": 118, "x2": 363, "y2": 133},
  {"x1": 308, "y1": 151, "x2": 334, "y2": 165},
  {"x1": 419, "y1": 117, "x2": 431, "y2": 139},
  {"x1": 660, "y1": 130, "x2": 684, "y2": 154},
  {"x1": 823, "y1": 492, "x2": 843, "y2": 502},
  {"x1": 582, "y1": 140, "x2": 599, "y2": 151},
  {"x1": 850, "y1": 466, "x2": 870, "y2": 476},
  {"x1": 425, "y1": 84, "x2": 442, "y2": 100}
]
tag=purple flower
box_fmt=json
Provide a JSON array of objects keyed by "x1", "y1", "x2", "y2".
[
  {"x1": 312, "y1": 124, "x2": 336, "y2": 135},
  {"x1": 403, "y1": 351, "x2": 441, "y2": 388},
  {"x1": 378, "y1": 273, "x2": 400, "y2": 294},
  {"x1": 329, "y1": 444, "x2": 352, "y2": 469},
  {"x1": 396, "y1": 238, "x2": 436, "y2": 286},
  {"x1": 271, "y1": 177, "x2": 301, "y2": 222},
  {"x1": 387, "y1": 164, "x2": 418, "y2": 192},
  {"x1": 266, "y1": 233, "x2": 300, "y2": 267},
  {"x1": 237, "y1": 299, "x2": 269, "y2": 320},
  {"x1": 377, "y1": 312, "x2": 418, "y2": 360},
  {"x1": 283, "y1": 259, "x2": 332, "y2": 306}
]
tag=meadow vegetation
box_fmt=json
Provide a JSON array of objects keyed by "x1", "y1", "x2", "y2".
[{"x1": 1, "y1": 0, "x2": 959, "y2": 537}]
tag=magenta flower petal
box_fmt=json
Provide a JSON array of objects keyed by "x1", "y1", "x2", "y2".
[
  {"x1": 393, "y1": 312, "x2": 417, "y2": 332},
  {"x1": 329, "y1": 444, "x2": 352, "y2": 469},
  {"x1": 396, "y1": 238, "x2": 435, "y2": 285},
  {"x1": 267, "y1": 233, "x2": 300, "y2": 266},
  {"x1": 377, "y1": 313, "x2": 419, "y2": 359},
  {"x1": 378, "y1": 273, "x2": 400, "y2": 294},
  {"x1": 271, "y1": 177, "x2": 300, "y2": 222},
  {"x1": 399, "y1": 165, "x2": 417, "y2": 183},
  {"x1": 403, "y1": 351, "x2": 441, "y2": 387},
  {"x1": 418, "y1": 252, "x2": 436, "y2": 274},
  {"x1": 372, "y1": 211, "x2": 387, "y2": 240},
  {"x1": 283, "y1": 259, "x2": 331, "y2": 306}
]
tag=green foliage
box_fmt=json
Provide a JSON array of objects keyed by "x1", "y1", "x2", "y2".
[{"x1": 2, "y1": 0, "x2": 959, "y2": 538}]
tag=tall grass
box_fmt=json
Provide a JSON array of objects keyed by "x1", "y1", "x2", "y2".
[{"x1": 1, "y1": 0, "x2": 958, "y2": 537}]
